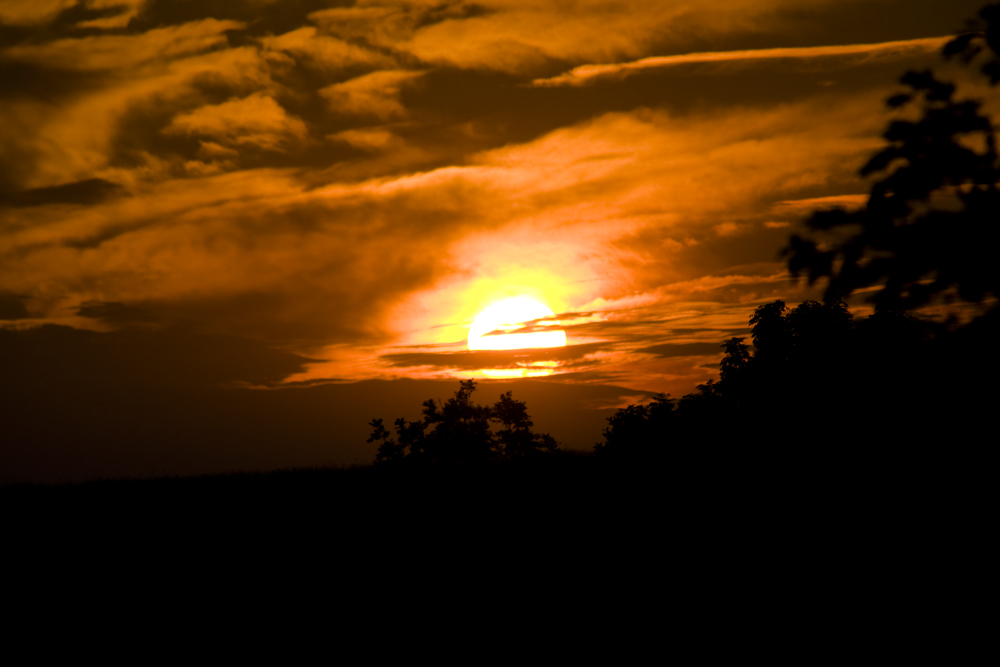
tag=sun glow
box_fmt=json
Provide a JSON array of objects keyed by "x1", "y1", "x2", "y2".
[{"x1": 468, "y1": 297, "x2": 567, "y2": 351}]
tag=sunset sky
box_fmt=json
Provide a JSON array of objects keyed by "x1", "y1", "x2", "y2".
[{"x1": 1, "y1": 0, "x2": 993, "y2": 481}]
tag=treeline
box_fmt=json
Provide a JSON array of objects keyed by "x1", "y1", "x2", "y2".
[{"x1": 598, "y1": 300, "x2": 997, "y2": 463}]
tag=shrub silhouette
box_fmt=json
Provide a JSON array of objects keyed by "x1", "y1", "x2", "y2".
[{"x1": 368, "y1": 379, "x2": 558, "y2": 466}]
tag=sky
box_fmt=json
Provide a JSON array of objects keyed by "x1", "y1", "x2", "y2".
[{"x1": 1, "y1": 0, "x2": 993, "y2": 481}]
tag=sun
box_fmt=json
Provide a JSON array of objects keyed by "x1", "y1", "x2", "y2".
[{"x1": 468, "y1": 297, "x2": 567, "y2": 351}]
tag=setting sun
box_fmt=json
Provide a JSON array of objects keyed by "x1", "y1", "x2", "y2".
[{"x1": 468, "y1": 297, "x2": 567, "y2": 351}]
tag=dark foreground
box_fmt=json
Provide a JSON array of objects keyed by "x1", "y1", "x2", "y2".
[
  {"x1": 4, "y1": 448, "x2": 989, "y2": 640},
  {"x1": 5, "y1": 447, "x2": 985, "y2": 530}
]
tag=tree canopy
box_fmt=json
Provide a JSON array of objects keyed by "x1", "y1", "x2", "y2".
[
  {"x1": 595, "y1": 299, "x2": 941, "y2": 460},
  {"x1": 368, "y1": 380, "x2": 558, "y2": 466}
]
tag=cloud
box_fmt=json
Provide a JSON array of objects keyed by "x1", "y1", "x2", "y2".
[
  {"x1": 319, "y1": 70, "x2": 425, "y2": 119},
  {"x1": 714, "y1": 222, "x2": 750, "y2": 237},
  {"x1": 258, "y1": 26, "x2": 394, "y2": 70},
  {"x1": 659, "y1": 273, "x2": 790, "y2": 297},
  {"x1": 0, "y1": 0, "x2": 967, "y2": 394},
  {"x1": 0, "y1": 178, "x2": 123, "y2": 208},
  {"x1": 1, "y1": 324, "x2": 315, "y2": 389},
  {"x1": 0, "y1": 292, "x2": 30, "y2": 320},
  {"x1": 355, "y1": 0, "x2": 867, "y2": 73},
  {"x1": 532, "y1": 36, "x2": 951, "y2": 86},
  {"x1": 76, "y1": 300, "x2": 157, "y2": 326},
  {"x1": 76, "y1": 0, "x2": 147, "y2": 29},
  {"x1": 0, "y1": 27, "x2": 272, "y2": 190},
  {"x1": 380, "y1": 341, "x2": 612, "y2": 371},
  {"x1": 164, "y1": 93, "x2": 308, "y2": 152},
  {"x1": 196, "y1": 141, "x2": 240, "y2": 160},
  {"x1": 2, "y1": 18, "x2": 245, "y2": 71},
  {"x1": 0, "y1": 0, "x2": 146, "y2": 28},
  {"x1": 773, "y1": 194, "x2": 868, "y2": 213},
  {"x1": 0, "y1": 85, "x2": 888, "y2": 375},
  {"x1": 0, "y1": 164, "x2": 499, "y2": 347},
  {"x1": 328, "y1": 127, "x2": 404, "y2": 152},
  {"x1": 0, "y1": 0, "x2": 76, "y2": 26},
  {"x1": 309, "y1": 2, "x2": 460, "y2": 48},
  {"x1": 634, "y1": 342, "x2": 727, "y2": 359}
]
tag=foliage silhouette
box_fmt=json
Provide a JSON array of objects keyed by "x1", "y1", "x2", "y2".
[
  {"x1": 368, "y1": 379, "x2": 558, "y2": 466},
  {"x1": 784, "y1": 3, "x2": 1000, "y2": 316},
  {"x1": 596, "y1": 299, "x2": 947, "y2": 460}
]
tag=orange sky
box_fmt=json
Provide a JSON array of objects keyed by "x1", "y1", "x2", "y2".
[{"x1": 1, "y1": 1, "x2": 997, "y2": 480}]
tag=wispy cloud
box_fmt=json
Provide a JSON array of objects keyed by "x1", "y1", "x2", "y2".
[
  {"x1": 773, "y1": 194, "x2": 868, "y2": 213},
  {"x1": 532, "y1": 36, "x2": 950, "y2": 87}
]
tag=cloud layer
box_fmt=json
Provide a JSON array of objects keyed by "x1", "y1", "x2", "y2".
[{"x1": 1, "y1": 0, "x2": 991, "y2": 405}]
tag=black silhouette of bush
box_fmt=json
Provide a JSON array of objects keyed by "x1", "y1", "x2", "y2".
[{"x1": 367, "y1": 379, "x2": 558, "y2": 466}]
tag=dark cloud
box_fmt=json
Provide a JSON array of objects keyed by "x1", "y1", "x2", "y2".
[
  {"x1": 634, "y1": 342, "x2": 728, "y2": 359},
  {"x1": 550, "y1": 318, "x2": 743, "y2": 344},
  {"x1": 0, "y1": 324, "x2": 315, "y2": 389},
  {"x1": 76, "y1": 300, "x2": 157, "y2": 326},
  {"x1": 0, "y1": 291, "x2": 29, "y2": 319},
  {"x1": 380, "y1": 341, "x2": 611, "y2": 371},
  {"x1": 133, "y1": 0, "x2": 341, "y2": 40},
  {"x1": 0, "y1": 178, "x2": 123, "y2": 208}
]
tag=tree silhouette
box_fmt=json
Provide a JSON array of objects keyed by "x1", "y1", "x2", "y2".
[
  {"x1": 368, "y1": 380, "x2": 558, "y2": 466},
  {"x1": 596, "y1": 298, "x2": 914, "y2": 457},
  {"x1": 593, "y1": 393, "x2": 674, "y2": 461},
  {"x1": 784, "y1": 3, "x2": 1000, "y2": 316}
]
